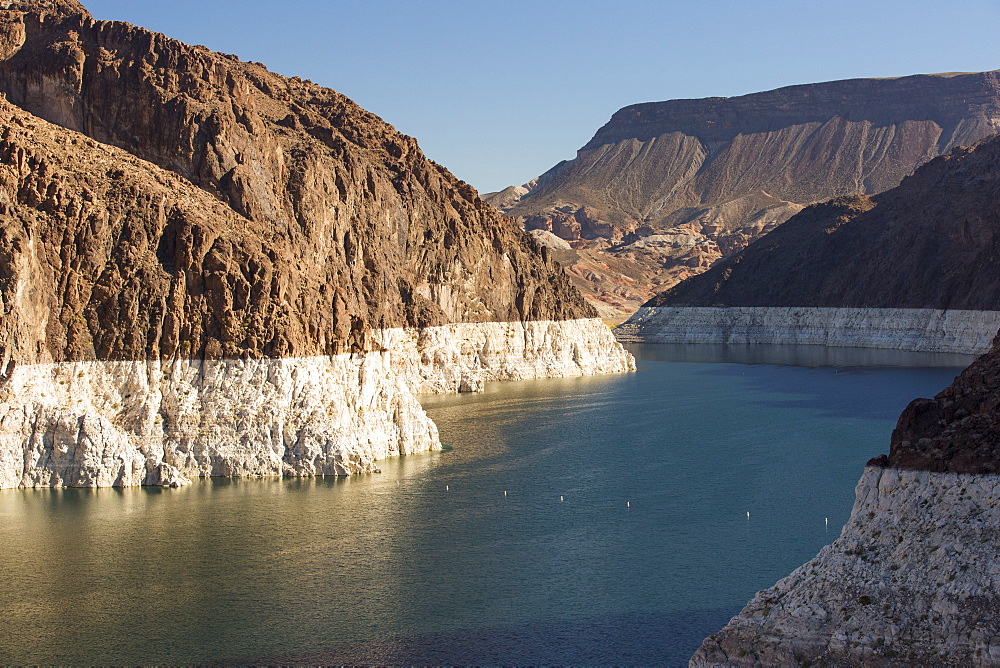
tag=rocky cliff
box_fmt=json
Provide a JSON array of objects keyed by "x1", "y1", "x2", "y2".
[
  {"x1": 621, "y1": 132, "x2": 1000, "y2": 352},
  {"x1": 492, "y1": 72, "x2": 1000, "y2": 319},
  {"x1": 691, "y1": 334, "x2": 1000, "y2": 666},
  {"x1": 0, "y1": 1, "x2": 633, "y2": 488}
]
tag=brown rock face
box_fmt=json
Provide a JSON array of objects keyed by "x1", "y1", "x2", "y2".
[
  {"x1": 0, "y1": 2, "x2": 593, "y2": 364},
  {"x1": 649, "y1": 134, "x2": 1000, "y2": 310},
  {"x1": 879, "y1": 331, "x2": 1000, "y2": 474},
  {"x1": 0, "y1": 96, "x2": 352, "y2": 365},
  {"x1": 500, "y1": 72, "x2": 1000, "y2": 318}
]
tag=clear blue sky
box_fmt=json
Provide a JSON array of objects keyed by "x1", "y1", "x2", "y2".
[{"x1": 82, "y1": 0, "x2": 1000, "y2": 193}]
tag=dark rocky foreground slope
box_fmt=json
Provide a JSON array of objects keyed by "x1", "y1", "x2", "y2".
[
  {"x1": 490, "y1": 72, "x2": 1000, "y2": 319},
  {"x1": 0, "y1": 0, "x2": 632, "y2": 488},
  {"x1": 647, "y1": 135, "x2": 1000, "y2": 311},
  {"x1": 691, "y1": 335, "x2": 1000, "y2": 666},
  {"x1": 619, "y1": 133, "x2": 1000, "y2": 354}
]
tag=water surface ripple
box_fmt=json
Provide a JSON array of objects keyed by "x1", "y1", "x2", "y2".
[{"x1": 0, "y1": 344, "x2": 969, "y2": 665}]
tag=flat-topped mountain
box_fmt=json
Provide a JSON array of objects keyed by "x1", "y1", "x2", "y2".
[
  {"x1": 492, "y1": 71, "x2": 1000, "y2": 318},
  {"x1": 0, "y1": 1, "x2": 632, "y2": 488},
  {"x1": 648, "y1": 133, "x2": 1000, "y2": 310}
]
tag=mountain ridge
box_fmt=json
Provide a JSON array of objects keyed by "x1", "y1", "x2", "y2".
[
  {"x1": 0, "y1": 2, "x2": 598, "y2": 363},
  {"x1": 491, "y1": 70, "x2": 1000, "y2": 319},
  {"x1": 646, "y1": 133, "x2": 1000, "y2": 310}
]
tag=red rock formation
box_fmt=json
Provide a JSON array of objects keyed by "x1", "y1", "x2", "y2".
[{"x1": 880, "y1": 330, "x2": 1000, "y2": 474}]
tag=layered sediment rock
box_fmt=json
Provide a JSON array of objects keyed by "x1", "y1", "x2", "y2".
[
  {"x1": 0, "y1": 353, "x2": 439, "y2": 489},
  {"x1": 0, "y1": 2, "x2": 633, "y2": 488},
  {"x1": 493, "y1": 72, "x2": 1000, "y2": 318},
  {"x1": 618, "y1": 307, "x2": 1000, "y2": 354},
  {"x1": 692, "y1": 334, "x2": 1000, "y2": 665}
]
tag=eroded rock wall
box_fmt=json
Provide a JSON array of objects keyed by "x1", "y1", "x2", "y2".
[
  {"x1": 0, "y1": 321, "x2": 630, "y2": 490},
  {"x1": 0, "y1": 319, "x2": 632, "y2": 489},
  {"x1": 0, "y1": 3, "x2": 634, "y2": 488},
  {"x1": 0, "y1": 351, "x2": 439, "y2": 489},
  {"x1": 0, "y1": 2, "x2": 597, "y2": 351},
  {"x1": 393, "y1": 318, "x2": 635, "y2": 393}
]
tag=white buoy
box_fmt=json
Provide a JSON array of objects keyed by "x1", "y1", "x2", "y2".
[
  {"x1": 446, "y1": 485, "x2": 449, "y2": 491},
  {"x1": 504, "y1": 490, "x2": 507, "y2": 497},
  {"x1": 825, "y1": 517, "x2": 829, "y2": 526},
  {"x1": 747, "y1": 511, "x2": 750, "y2": 519},
  {"x1": 627, "y1": 501, "x2": 630, "y2": 508},
  {"x1": 560, "y1": 496, "x2": 564, "y2": 502}
]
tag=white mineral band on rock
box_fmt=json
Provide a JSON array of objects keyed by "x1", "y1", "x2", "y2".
[
  {"x1": 616, "y1": 306, "x2": 1000, "y2": 354},
  {"x1": 0, "y1": 318, "x2": 633, "y2": 489}
]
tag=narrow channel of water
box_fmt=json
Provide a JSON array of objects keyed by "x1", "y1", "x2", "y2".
[{"x1": 0, "y1": 344, "x2": 970, "y2": 665}]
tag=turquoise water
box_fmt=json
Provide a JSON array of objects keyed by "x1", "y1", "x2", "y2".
[{"x1": 0, "y1": 344, "x2": 970, "y2": 665}]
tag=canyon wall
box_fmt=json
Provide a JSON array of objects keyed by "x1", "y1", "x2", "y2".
[
  {"x1": 617, "y1": 307, "x2": 1000, "y2": 354},
  {"x1": 623, "y1": 133, "x2": 1000, "y2": 350},
  {"x1": 692, "y1": 466, "x2": 1000, "y2": 666},
  {"x1": 490, "y1": 72, "x2": 1000, "y2": 319},
  {"x1": 0, "y1": 2, "x2": 633, "y2": 488}
]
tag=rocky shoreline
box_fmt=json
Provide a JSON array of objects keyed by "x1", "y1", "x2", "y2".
[
  {"x1": 691, "y1": 328, "x2": 1000, "y2": 665},
  {"x1": 691, "y1": 466, "x2": 1000, "y2": 666},
  {"x1": 0, "y1": 318, "x2": 633, "y2": 489},
  {"x1": 617, "y1": 307, "x2": 1000, "y2": 354},
  {"x1": 0, "y1": 2, "x2": 635, "y2": 489}
]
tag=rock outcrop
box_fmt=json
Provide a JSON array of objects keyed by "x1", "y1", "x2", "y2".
[
  {"x1": 692, "y1": 334, "x2": 1000, "y2": 666},
  {"x1": 623, "y1": 132, "x2": 1000, "y2": 351},
  {"x1": 0, "y1": 2, "x2": 634, "y2": 488},
  {"x1": 495, "y1": 72, "x2": 1000, "y2": 319}
]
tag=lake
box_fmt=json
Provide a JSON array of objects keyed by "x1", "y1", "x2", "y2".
[{"x1": 0, "y1": 344, "x2": 971, "y2": 665}]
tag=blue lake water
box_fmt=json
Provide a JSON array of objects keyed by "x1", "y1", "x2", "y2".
[{"x1": 0, "y1": 344, "x2": 971, "y2": 665}]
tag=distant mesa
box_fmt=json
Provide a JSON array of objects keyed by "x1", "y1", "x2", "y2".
[
  {"x1": 488, "y1": 71, "x2": 1000, "y2": 320},
  {"x1": 647, "y1": 133, "x2": 1000, "y2": 312}
]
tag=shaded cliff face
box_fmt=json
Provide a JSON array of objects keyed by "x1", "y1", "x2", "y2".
[
  {"x1": 494, "y1": 72, "x2": 1000, "y2": 319},
  {"x1": 879, "y1": 332, "x2": 1000, "y2": 474},
  {"x1": 649, "y1": 133, "x2": 1000, "y2": 310},
  {"x1": 0, "y1": 1, "x2": 593, "y2": 365}
]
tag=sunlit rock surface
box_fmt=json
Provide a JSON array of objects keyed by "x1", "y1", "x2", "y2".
[{"x1": 0, "y1": 2, "x2": 633, "y2": 487}]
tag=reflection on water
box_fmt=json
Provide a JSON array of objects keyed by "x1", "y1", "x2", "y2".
[
  {"x1": 0, "y1": 345, "x2": 969, "y2": 664},
  {"x1": 634, "y1": 342, "x2": 975, "y2": 367}
]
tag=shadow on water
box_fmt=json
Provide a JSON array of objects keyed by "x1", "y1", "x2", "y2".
[
  {"x1": 251, "y1": 609, "x2": 736, "y2": 667},
  {"x1": 0, "y1": 343, "x2": 971, "y2": 665},
  {"x1": 630, "y1": 344, "x2": 970, "y2": 422}
]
